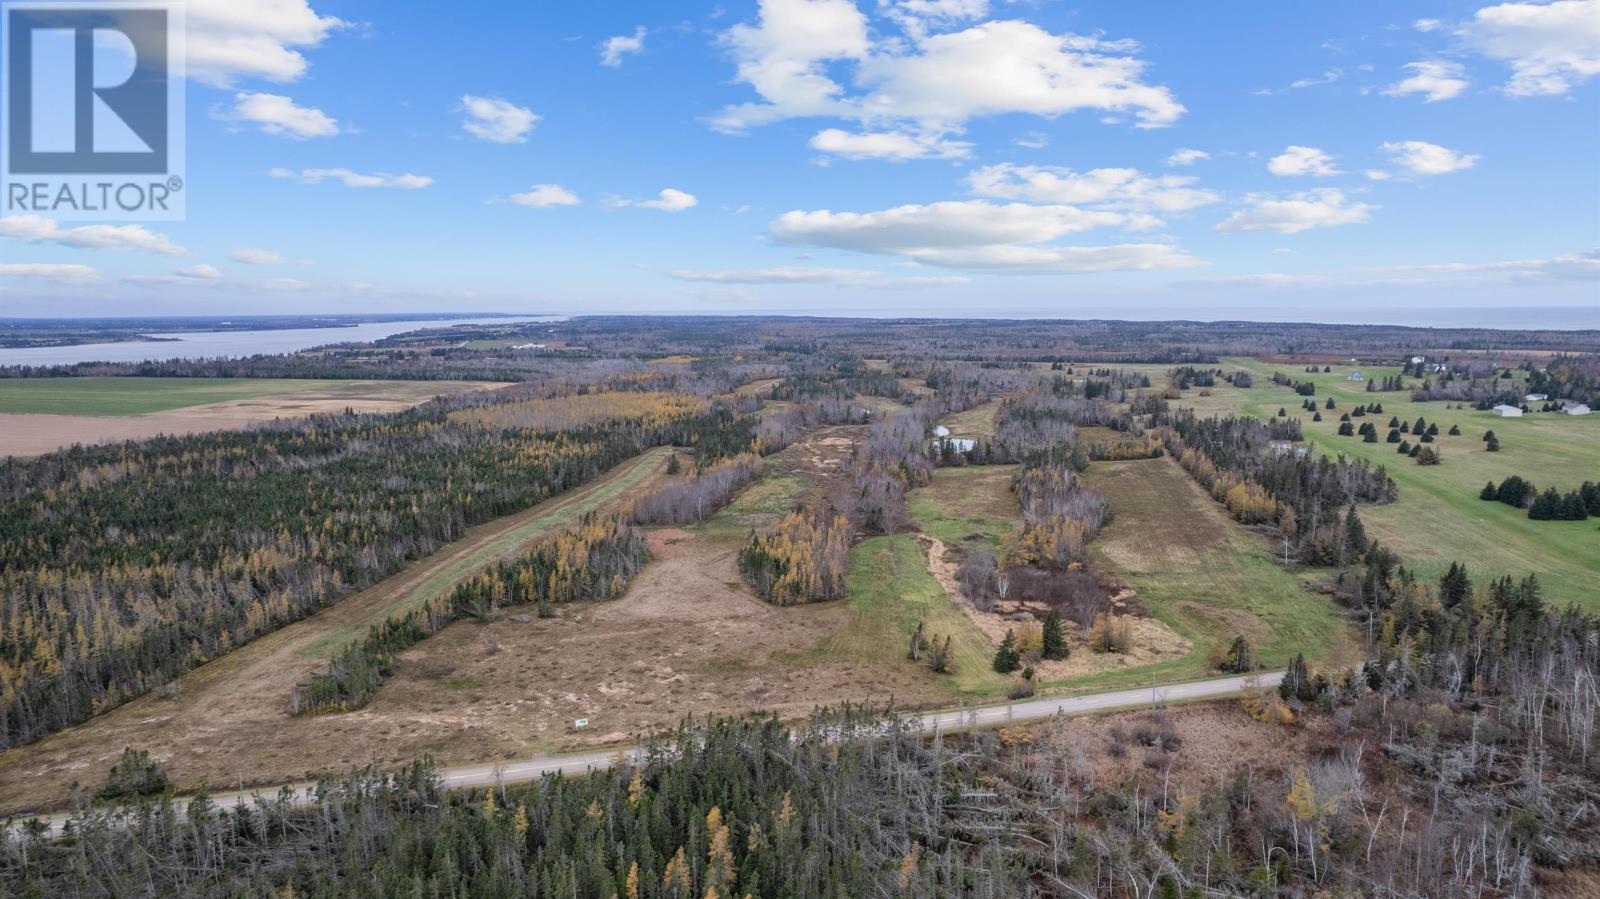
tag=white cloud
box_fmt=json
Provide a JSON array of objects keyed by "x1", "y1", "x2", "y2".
[
  {"x1": 1216, "y1": 189, "x2": 1374, "y2": 234},
  {"x1": 713, "y1": 3, "x2": 1184, "y2": 138},
  {"x1": 176, "y1": 264, "x2": 222, "y2": 280},
  {"x1": 1166, "y1": 148, "x2": 1209, "y2": 166},
  {"x1": 1253, "y1": 69, "x2": 1344, "y2": 96},
  {"x1": 270, "y1": 167, "x2": 432, "y2": 189},
  {"x1": 228, "y1": 247, "x2": 309, "y2": 265},
  {"x1": 1365, "y1": 169, "x2": 1392, "y2": 180},
  {"x1": 187, "y1": 0, "x2": 345, "y2": 87},
  {"x1": 1383, "y1": 60, "x2": 1470, "y2": 102},
  {"x1": 881, "y1": 0, "x2": 990, "y2": 37},
  {"x1": 1267, "y1": 146, "x2": 1341, "y2": 177},
  {"x1": 1014, "y1": 131, "x2": 1049, "y2": 149},
  {"x1": 768, "y1": 199, "x2": 1203, "y2": 273},
  {"x1": 636, "y1": 188, "x2": 699, "y2": 212},
  {"x1": 600, "y1": 27, "x2": 647, "y2": 67},
  {"x1": 1381, "y1": 140, "x2": 1481, "y2": 174},
  {"x1": 965, "y1": 164, "x2": 1220, "y2": 218},
  {"x1": 0, "y1": 215, "x2": 187, "y2": 255},
  {"x1": 504, "y1": 184, "x2": 581, "y2": 208},
  {"x1": 1415, "y1": 18, "x2": 1443, "y2": 32},
  {"x1": 459, "y1": 95, "x2": 539, "y2": 144},
  {"x1": 0, "y1": 263, "x2": 102, "y2": 283},
  {"x1": 667, "y1": 266, "x2": 879, "y2": 283},
  {"x1": 1458, "y1": 0, "x2": 1600, "y2": 96},
  {"x1": 218, "y1": 91, "x2": 339, "y2": 138},
  {"x1": 809, "y1": 128, "x2": 971, "y2": 160},
  {"x1": 1363, "y1": 247, "x2": 1600, "y2": 281}
]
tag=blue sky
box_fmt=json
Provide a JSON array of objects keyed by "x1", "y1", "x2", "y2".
[{"x1": 1, "y1": 0, "x2": 1597, "y2": 323}]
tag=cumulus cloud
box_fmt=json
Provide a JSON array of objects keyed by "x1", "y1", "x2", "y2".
[
  {"x1": 1381, "y1": 140, "x2": 1481, "y2": 174},
  {"x1": 1458, "y1": 0, "x2": 1600, "y2": 96},
  {"x1": 0, "y1": 263, "x2": 102, "y2": 283},
  {"x1": 176, "y1": 264, "x2": 222, "y2": 279},
  {"x1": 966, "y1": 164, "x2": 1220, "y2": 218},
  {"x1": 1216, "y1": 189, "x2": 1374, "y2": 234},
  {"x1": 217, "y1": 91, "x2": 338, "y2": 138},
  {"x1": 269, "y1": 167, "x2": 432, "y2": 189},
  {"x1": 809, "y1": 128, "x2": 971, "y2": 160},
  {"x1": 1383, "y1": 61, "x2": 1470, "y2": 102},
  {"x1": 1365, "y1": 169, "x2": 1392, "y2": 180},
  {"x1": 1267, "y1": 146, "x2": 1341, "y2": 177},
  {"x1": 768, "y1": 200, "x2": 1203, "y2": 273},
  {"x1": 0, "y1": 215, "x2": 187, "y2": 255},
  {"x1": 713, "y1": 1, "x2": 1184, "y2": 140},
  {"x1": 459, "y1": 95, "x2": 539, "y2": 144},
  {"x1": 187, "y1": 0, "x2": 345, "y2": 86},
  {"x1": 881, "y1": 0, "x2": 990, "y2": 37},
  {"x1": 502, "y1": 184, "x2": 581, "y2": 208},
  {"x1": 611, "y1": 188, "x2": 699, "y2": 212},
  {"x1": 1415, "y1": 18, "x2": 1443, "y2": 32},
  {"x1": 228, "y1": 247, "x2": 309, "y2": 265},
  {"x1": 601, "y1": 27, "x2": 647, "y2": 67},
  {"x1": 1166, "y1": 148, "x2": 1209, "y2": 166}
]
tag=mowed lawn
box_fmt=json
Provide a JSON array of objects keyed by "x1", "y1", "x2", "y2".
[
  {"x1": 1074, "y1": 457, "x2": 1347, "y2": 690},
  {"x1": 0, "y1": 377, "x2": 338, "y2": 416},
  {"x1": 1199, "y1": 358, "x2": 1600, "y2": 611}
]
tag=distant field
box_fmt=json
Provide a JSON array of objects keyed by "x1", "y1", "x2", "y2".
[
  {"x1": 0, "y1": 377, "x2": 340, "y2": 416},
  {"x1": 1197, "y1": 358, "x2": 1600, "y2": 611},
  {"x1": 909, "y1": 464, "x2": 1018, "y2": 554},
  {"x1": 938, "y1": 398, "x2": 1003, "y2": 440}
]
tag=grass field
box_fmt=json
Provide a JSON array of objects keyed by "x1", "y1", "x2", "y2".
[
  {"x1": 1072, "y1": 458, "x2": 1347, "y2": 691},
  {"x1": 909, "y1": 465, "x2": 1019, "y2": 554},
  {"x1": 1191, "y1": 358, "x2": 1600, "y2": 611},
  {"x1": 815, "y1": 533, "x2": 1006, "y2": 696},
  {"x1": 0, "y1": 377, "x2": 341, "y2": 415},
  {"x1": 939, "y1": 399, "x2": 1003, "y2": 440}
]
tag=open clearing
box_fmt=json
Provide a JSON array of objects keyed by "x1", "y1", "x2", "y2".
[
  {"x1": 1071, "y1": 457, "x2": 1348, "y2": 690},
  {"x1": 0, "y1": 378, "x2": 508, "y2": 456},
  {"x1": 1198, "y1": 358, "x2": 1600, "y2": 611},
  {"x1": 0, "y1": 448, "x2": 672, "y2": 815}
]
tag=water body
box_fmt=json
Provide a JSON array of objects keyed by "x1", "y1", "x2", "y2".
[{"x1": 0, "y1": 317, "x2": 558, "y2": 367}]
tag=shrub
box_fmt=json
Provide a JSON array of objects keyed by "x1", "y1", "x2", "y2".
[{"x1": 95, "y1": 747, "x2": 171, "y2": 803}]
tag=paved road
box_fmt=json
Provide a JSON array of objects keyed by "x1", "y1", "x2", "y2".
[{"x1": 20, "y1": 672, "x2": 1281, "y2": 836}]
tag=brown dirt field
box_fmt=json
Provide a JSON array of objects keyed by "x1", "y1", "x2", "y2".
[
  {"x1": 0, "y1": 448, "x2": 672, "y2": 816},
  {"x1": 1003, "y1": 700, "x2": 1313, "y2": 793},
  {"x1": 0, "y1": 380, "x2": 507, "y2": 457},
  {"x1": 921, "y1": 536, "x2": 1191, "y2": 681},
  {"x1": 376, "y1": 526, "x2": 951, "y2": 759}
]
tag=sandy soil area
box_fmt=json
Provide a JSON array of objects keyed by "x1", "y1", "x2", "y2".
[{"x1": 0, "y1": 380, "x2": 507, "y2": 456}]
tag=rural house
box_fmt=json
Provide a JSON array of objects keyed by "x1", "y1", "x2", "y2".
[
  {"x1": 1492, "y1": 404, "x2": 1523, "y2": 417},
  {"x1": 1564, "y1": 404, "x2": 1591, "y2": 416}
]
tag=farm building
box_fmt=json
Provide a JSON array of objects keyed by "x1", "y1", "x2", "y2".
[
  {"x1": 1492, "y1": 404, "x2": 1523, "y2": 417},
  {"x1": 1347, "y1": 371, "x2": 1363, "y2": 382},
  {"x1": 1525, "y1": 393, "x2": 1548, "y2": 402},
  {"x1": 1410, "y1": 356, "x2": 1426, "y2": 364},
  {"x1": 932, "y1": 425, "x2": 951, "y2": 437},
  {"x1": 1564, "y1": 404, "x2": 1592, "y2": 416}
]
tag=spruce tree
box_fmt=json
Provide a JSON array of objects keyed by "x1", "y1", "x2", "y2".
[
  {"x1": 992, "y1": 630, "x2": 1021, "y2": 674},
  {"x1": 1041, "y1": 609, "x2": 1067, "y2": 661}
]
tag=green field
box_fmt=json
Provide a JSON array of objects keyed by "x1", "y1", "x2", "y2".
[
  {"x1": 909, "y1": 465, "x2": 1019, "y2": 554},
  {"x1": 1070, "y1": 458, "x2": 1348, "y2": 690},
  {"x1": 0, "y1": 377, "x2": 338, "y2": 416},
  {"x1": 822, "y1": 533, "x2": 1006, "y2": 696},
  {"x1": 1188, "y1": 358, "x2": 1600, "y2": 611}
]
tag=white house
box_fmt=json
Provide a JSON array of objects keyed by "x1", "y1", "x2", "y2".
[
  {"x1": 1347, "y1": 371, "x2": 1363, "y2": 382},
  {"x1": 1410, "y1": 356, "x2": 1426, "y2": 365},
  {"x1": 932, "y1": 425, "x2": 951, "y2": 437},
  {"x1": 1564, "y1": 404, "x2": 1591, "y2": 416},
  {"x1": 1492, "y1": 404, "x2": 1523, "y2": 417},
  {"x1": 1525, "y1": 393, "x2": 1548, "y2": 402}
]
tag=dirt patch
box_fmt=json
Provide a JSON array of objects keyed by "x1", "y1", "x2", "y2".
[
  {"x1": 0, "y1": 380, "x2": 506, "y2": 457},
  {"x1": 921, "y1": 536, "x2": 1191, "y2": 681},
  {"x1": 1005, "y1": 699, "x2": 1312, "y2": 793}
]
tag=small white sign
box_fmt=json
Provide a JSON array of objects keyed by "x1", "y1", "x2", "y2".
[{"x1": 574, "y1": 717, "x2": 589, "y2": 728}]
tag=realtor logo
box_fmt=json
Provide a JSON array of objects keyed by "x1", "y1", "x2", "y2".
[{"x1": 2, "y1": 1, "x2": 185, "y2": 219}]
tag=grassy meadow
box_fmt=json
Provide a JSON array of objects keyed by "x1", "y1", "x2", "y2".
[
  {"x1": 0, "y1": 377, "x2": 340, "y2": 416},
  {"x1": 1187, "y1": 358, "x2": 1600, "y2": 611}
]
